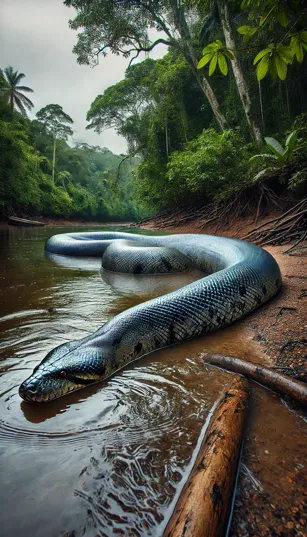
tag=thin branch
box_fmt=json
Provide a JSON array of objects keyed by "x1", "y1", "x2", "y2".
[
  {"x1": 116, "y1": 145, "x2": 144, "y2": 182},
  {"x1": 127, "y1": 37, "x2": 172, "y2": 66}
]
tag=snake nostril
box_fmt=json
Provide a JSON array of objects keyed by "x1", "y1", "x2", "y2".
[{"x1": 26, "y1": 385, "x2": 37, "y2": 394}]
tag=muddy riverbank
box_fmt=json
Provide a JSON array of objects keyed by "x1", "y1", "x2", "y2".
[{"x1": 138, "y1": 214, "x2": 307, "y2": 536}]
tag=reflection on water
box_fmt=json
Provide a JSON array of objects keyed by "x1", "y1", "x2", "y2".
[{"x1": 0, "y1": 225, "x2": 306, "y2": 537}]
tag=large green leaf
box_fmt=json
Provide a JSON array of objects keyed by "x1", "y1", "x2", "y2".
[
  {"x1": 209, "y1": 54, "x2": 218, "y2": 76},
  {"x1": 290, "y1": 32, "x2": 307, "y2": 63},
  {"x1": 264, "y1": 137, "x2": 285, "y2": 157},
  {"x1": 197, "y1": 53, "x2": 213, "y2": 69},
  {"x1": 256, "y1": 55, "x2": 270, "y2": 81},
  {"x1": 277, "y1": 44, "x2": 293, "y2": 64},
  {"x1": 238, "y1": 25, "x2": 258, "y2": 43},
  {"x1": 254, "y1": 45, "x2": 273, "y2": 65},
  {"x1": 218, "y1": 54, "x2": 228, "y2": 75},
  {"x1": 249, "y1": 154, "x2": 277, "y2": 162},
  {"x1": 274, "y1": 55, "x2": 287, "y2": 80},
  {"x1": 275, "y1": 6, "x2": 288, "y2": 27},
  {"x1": 285, "y1": 130, "x2": 298, "y2": 156}
]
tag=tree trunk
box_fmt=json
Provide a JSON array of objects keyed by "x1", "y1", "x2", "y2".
[
  {"x1": 202, "y1": 353, "x2": 307, "y2": 407},
  {"x1": 10, "y1": 89, "x2": 14, "y2": 114},
  {"x1": 172, "y1": 5, "x2": 228, "y2": 131},
  {"x1": 217, "y1": 1, "x2": 262, "y2": 145},
  {"x1": 163, "y1": 375, "x2": 248, "y2": 537},
  {"x1": 165, "y1": 115, "x2": 169, "y2": 158},
  {"x1": 52, "y1": 137, "x2": 56, "y2": 183}
]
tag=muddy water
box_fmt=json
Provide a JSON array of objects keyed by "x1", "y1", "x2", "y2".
[{"x1": 0, "y1": 226, "x2": 306, "y2": 537}]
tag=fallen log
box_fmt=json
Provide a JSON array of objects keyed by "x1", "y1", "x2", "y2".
[
  {"x1": 163, "y1": 375, "x2": 248, "y2": 537},
  {"x1": 202, "y1": 353, "x2": 307, "y2": 408}
]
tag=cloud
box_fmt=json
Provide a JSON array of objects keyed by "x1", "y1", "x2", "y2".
[{"x1": 0, "y1": 0, "x2": 167, "y2": 154}]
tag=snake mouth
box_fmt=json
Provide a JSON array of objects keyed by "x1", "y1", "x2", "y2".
[{"x1": 19, "y1": 382, "x2": 42, "y2": 402}]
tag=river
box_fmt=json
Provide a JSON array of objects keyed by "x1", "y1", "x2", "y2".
[{"x1": 0, "y1": 225, "x2": 306, "y2": 537}]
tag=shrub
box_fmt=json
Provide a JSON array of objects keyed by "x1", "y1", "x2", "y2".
[{"x1": 166, "y1": 129, "x2": 253, "y2": 202}]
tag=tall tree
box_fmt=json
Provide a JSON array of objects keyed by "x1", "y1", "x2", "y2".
[
  {"x1": 0, "y1": 66, "x2": 34, "y2": 116},
  {"x1": 36, "y1": 104, "x2": 74, "y2": 182},
  {"x1": 194, "y1": 0, "x2": 262, "y2": 144},
  {"x1": 64, "y1": 0, "x2": 228, "y2": 130}
]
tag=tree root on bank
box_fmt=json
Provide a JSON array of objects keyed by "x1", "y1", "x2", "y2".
[
  {"x1": 202, "y1": 353, "x2": 307, "y2": 408},
  {"x1": 163, "y1": 375, "x2": 248, "y2": 537},
  {"x1": 136, "y1": 188, "x2": 306, "y2": 252},
  {"x1": 242, "y1": 198, "x2": 307, "y2": 249}
]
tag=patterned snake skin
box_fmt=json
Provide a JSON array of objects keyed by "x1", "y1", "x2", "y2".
[{"x1": 19, "y1": 232, "x2": 282, "y2": 402}]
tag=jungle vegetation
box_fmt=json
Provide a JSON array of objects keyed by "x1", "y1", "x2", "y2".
[
  {"x1": 0, "y1": 69, "x2": 146, "y2": 221},
  {"x1": 67, "y1": 0, "x2": 307, "y2": 215},
  {"x1": 1, "y1": 0, "x2": 307, "y2": 225}
]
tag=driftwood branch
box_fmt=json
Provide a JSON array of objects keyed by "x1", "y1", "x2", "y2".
[
  {"x1": 163, "y1": 375, "x2": 248, "y2": 537},
  {"x1": 202, "y1": 353, "x2": 307, "y2": 407}
]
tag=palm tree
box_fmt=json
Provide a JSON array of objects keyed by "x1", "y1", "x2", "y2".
[{"x1": 0, "y1": 66, "x2": 34, "y2": 116}]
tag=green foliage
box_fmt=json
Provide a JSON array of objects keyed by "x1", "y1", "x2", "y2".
[
  {"x1": 0, "y1": 96, "x2": 146, "y2": 221},
  {"x1": 0, "y1": 118, "x2": 48, "y2": 213},
  {"x1": 250, "y1": 127, "x2": 307, "y2": 189},
  {"x1": 290, "y1": 32, "x2": 307, "y2": 63},
  {"x1": 136, "y1": 129, "x2": 253, "y2": 208},
  {"x1": 197, "y1": 40, "x2": 234, "y2": 76},
  {"x1": 237, "y1": 1, "x2": 307, "y2": 80},
  {"x1": 0, "y1": 66, "x2": 34, "y2": 116},
  {"x1": 36, "y1": 104, "x2": 74, "y2": 139},
  {"x1": 251, "y1": 130, "x2": 298, "y2": 165},
  {"x1": 167, "y1": 129, "x2": 252, "y2": 200},
  {"x1": 253, "y1": 43, "x2": 293, "y2": 81}
]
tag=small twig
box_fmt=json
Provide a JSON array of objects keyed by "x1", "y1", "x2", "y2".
[{"x1": 277, "y1": 306, "x2": 297, "y2": 315}]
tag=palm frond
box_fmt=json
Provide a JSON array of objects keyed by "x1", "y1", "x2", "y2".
[
  {"x1": 15, "y1": 91, "x2": 34, "y2": 109},
  {"x1": 4, "y1": 66, "x2": 14, "y2": 85},
  {"x1": 14, "y1": 72, "x2": 26, "y2": 85},
  {"x1": 14, "y1": 94, "x2": 28, "y2": 117},
  {"x1": 16, "y1": 85, "x2": 34, "y2": 93}
]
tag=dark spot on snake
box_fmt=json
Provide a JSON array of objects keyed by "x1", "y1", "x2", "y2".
[
  {"x1": 134, "y1": 342, "x2": 142, "y2": 354},
  {"x1": 133, "y1": 263, "x2": 143, "y2": 274},
  {"x1": 256, "y1": 295, "x2": 262, "y2": 305},
  {"x1": 239, "y1": 285, "x2": 247, "y2": 296},
  {"x1": 210, "y1": 483, "x2": 222, "y2": 507},
  {"x1": 276, "y1": 278, "x2": 281, "y2": 289},
  {"x1": 262, "y1": 285, "x2": 267, "y2": 295},
  {"x1": 209, "y1": 307, "x2": 214, "y2": 318},
  {"x1": 161, "y1": 256, "x2": 173, "y2": 271},
  {"x1": 169, "y1": 323, "x2": 176, "y2": 343}
]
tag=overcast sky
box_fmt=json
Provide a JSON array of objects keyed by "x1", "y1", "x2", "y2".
[{"x1": 0, "y1": 0, "x2": 167, "y2": 154}]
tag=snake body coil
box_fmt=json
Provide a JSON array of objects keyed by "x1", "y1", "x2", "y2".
[{"x1": 19, "y1": 232, "x2": 281, "y2": 402}]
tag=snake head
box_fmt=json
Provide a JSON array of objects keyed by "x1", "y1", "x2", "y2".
[{"x1": 19, "y1": 342, "x2": 106, "y2": 403}]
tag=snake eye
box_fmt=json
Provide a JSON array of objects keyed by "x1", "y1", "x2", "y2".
[{"x1": 60, "y1": 370, "x2": 67, "y2": 378}]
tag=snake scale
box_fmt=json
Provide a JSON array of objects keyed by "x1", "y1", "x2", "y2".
[{"x1": 19, "y1": 232, "x2": 281, "y2": 402}]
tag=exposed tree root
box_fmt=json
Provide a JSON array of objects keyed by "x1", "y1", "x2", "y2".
[
  {"x1": 242, "y1": 198, "x2": 307, "y2": 248},
  {"x1": 163, "y1": 375, "x2": 248, "y2": 537},
  {"x1": 202, "y1": 353, "x2": 307, "y2": 408}
]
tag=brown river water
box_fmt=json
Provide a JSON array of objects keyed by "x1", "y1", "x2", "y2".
[{"x1": 0, "y1": 226, "x2": 306, "y2": 537}]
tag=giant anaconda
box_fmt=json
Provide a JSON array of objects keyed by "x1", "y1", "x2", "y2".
[{"x1": 19, "y1": 232, "x2": 281, "y2": 402}]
